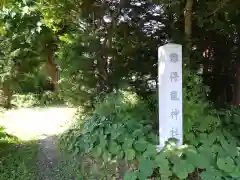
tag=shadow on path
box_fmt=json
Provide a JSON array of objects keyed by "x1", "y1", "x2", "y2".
[
  {"x1": 37, "y1": 135, "x2": 82, "y2": 180},
  {"x1": 37, "y1": 135, "x2": 59, "y2": 180}
]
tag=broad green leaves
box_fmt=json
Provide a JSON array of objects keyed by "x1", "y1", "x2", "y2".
[
  {"x1": 172, "y1": 160, "x2": 194, "y2": 179},
  {"x1": 143, "y1": 144, "x2": 158, "y2": 158},
  {"x1": 124, "y1": 171, "x2": 138, "y2": 180},
  {"x1": 185, "y1": 147, "x2": 206, "y2": 168},
  {"x1": 134, "y1": 138, "x2": 147, "y2": 152},
  {"x1": 109, "y1": 141, "x2": 121, "y2": 155},
  {"x1": 125, "y1": 149, "x2": 136, "y2": 160},
  {"x1": 217, "y1": 157, "x2": 236, "y2": 173},
  {"x1": 60, "y1": 92, "x2": 240, "y2": 180},
  {"x1": 92, "y1": 146, "x2": 102, "y2": 158},
  {"x1": 139, "y1": 158, "x2": 156, "y2": 179},
  {"x1": 155, "y1": 154, "x2": 169, "y2": 168},
  {"x1": 230, "y1": 166, "x2": 240, "y2": 178},
  {"x1": 123, "y1": 138, "x2": 134, "y2": 149},
  {"x1": 99, "y1": 136, "x2": 107, "y2": 148}
]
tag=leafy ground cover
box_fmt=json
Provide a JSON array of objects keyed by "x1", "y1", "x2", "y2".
[
  {"x1": 59, "y1": 75, "x2": 240, "y2": 180},
  {"x1": 0, "y1": 133, "x2": 38, "y2": 180}
]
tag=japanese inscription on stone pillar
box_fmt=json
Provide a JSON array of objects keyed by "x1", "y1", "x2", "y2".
[{"x1": 158, "y1": 43, "x2": 183, "y2": 150}]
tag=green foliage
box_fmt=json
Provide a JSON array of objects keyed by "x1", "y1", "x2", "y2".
[
  {"x1": 0, "y1": 140, "x2": 38, "y2": 180},
  {"x1": 0, "y1": 2, "x2": 48, "y2": 107},
  {"x1": 11, "y1": 94, "x2": 39, "y2": 107},
  {"x1": 56, "y1": 32, "x2": 100, "y2": 108},
  {"x1": 61, "y1": 75, "x2": 240, "y2": 180},
  {"x1": 1, "y1": 0, "x2": 239, "y2": 110},
  {"x1": 10, "y1": 92, "x2": 64, "y2": 108},
  {"x1": 38, "y1": 91, "x2": 65, "y2": 106},
  {"x1": 0, "y1": 127, "x2": 38, "y2": 180},
  {"x1": 1, "y1": 0, "x2": 240, "y2": 179}
]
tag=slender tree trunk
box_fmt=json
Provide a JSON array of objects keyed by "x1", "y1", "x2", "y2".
[
  {"x1": 45, "y1": 41, "x2": 59, "y2": 92},
  {"x1": 2, "y1": 78, "x2": 12, "y2": 109},
  {"x1": 96, "y1": 36, "x2": 108, "y2": 93},
  {"x1": 233, "y1": 68, "x2": 240, "y2": 105},
  {"x1": 233, "y1": 33, "x2": 240, "y2": 106},
  {"x1": 184, "y1": 0, "x2": 193, "y2": 51}
]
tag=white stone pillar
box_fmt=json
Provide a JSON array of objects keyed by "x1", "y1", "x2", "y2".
[{"x1": 157, "y1": 43, "x2": 183, "y2": 150}]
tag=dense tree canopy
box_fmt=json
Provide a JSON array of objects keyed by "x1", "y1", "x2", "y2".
[{"x1": 1, "y1": 0, "x2": 239, "y2": 107}]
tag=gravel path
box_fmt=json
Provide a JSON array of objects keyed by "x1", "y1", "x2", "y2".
[{"x1": 0, "y1": 107, "x2": 77, "y2": 180}]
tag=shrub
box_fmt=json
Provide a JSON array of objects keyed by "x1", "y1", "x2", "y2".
[
  {"x1": 11, "y1": 93, "x2": 39, "y2": 108},
  {"x1": 38, "y1": 91, "x2": 65, "y2": 106},
  {"x1": 60, "y1": 74, "x2": 240, "y2": 180},
  {"x1": 10, "y1": 91, "x2": 65, "y2": 108}
]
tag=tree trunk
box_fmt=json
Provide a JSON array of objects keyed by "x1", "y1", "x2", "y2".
[
  {"x1": 45, "y1": 42, "x2": 59, "y2": 92},
  {"x1": 2, "y1": 78, "x2": 12, "y2": 109},
  {"x1": 184, "y1": 0, "x2": 193, "y2": 51},
  {"x1": 233, "y1": 34, "x2": 240, "y2": 106},
  {"x1": 233, "y1": 68, "x2": 240, "y2": 105}
]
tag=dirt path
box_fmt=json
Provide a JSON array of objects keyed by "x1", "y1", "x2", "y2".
[
  {"x1": 0, "y1": 107, "x2": 77, "y2": 180},
  {"x1": 38, "y1": 136, "x2": 60, "y2": 180}
]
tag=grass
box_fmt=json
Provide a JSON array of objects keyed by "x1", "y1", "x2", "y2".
[
  {"x1": 0, "y1": 108, "x2": 39, "y2": 180},
  {"x1": 0, "y1": 134, "x2": 39, "y2": 180}
]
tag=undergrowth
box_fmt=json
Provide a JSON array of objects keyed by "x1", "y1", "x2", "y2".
[
  {"x1": 11, "y1": 91, "x2": 65, "y2": 108},
  {"x1": 60, "y1": 73, "x2": 240, "y2": 180}
]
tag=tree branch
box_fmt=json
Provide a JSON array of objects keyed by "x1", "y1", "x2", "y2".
[{"x1": 207, "y1": 0, "x2": 235, "y2": 17}]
